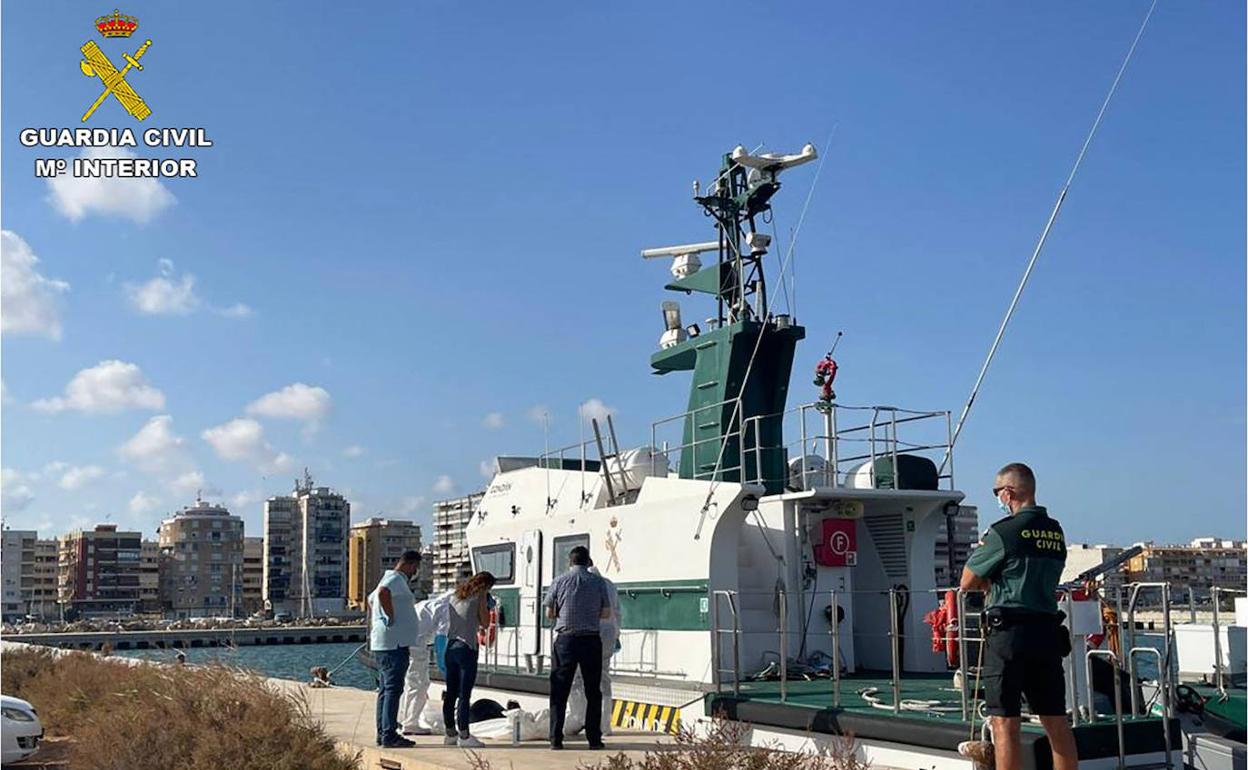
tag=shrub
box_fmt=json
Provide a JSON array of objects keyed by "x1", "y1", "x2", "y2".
[{"x1": 1, "y1": 646, "x2": 358, "y2": 770}]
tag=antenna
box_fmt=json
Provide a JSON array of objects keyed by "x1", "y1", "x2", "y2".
[{"x1": 640, "y1": 241, "x2": 719, "y2": 280}]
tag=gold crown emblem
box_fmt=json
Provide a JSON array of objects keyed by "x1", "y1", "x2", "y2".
[{"x1": 95, "y1": 9, "x2": 138, "y2": 38}]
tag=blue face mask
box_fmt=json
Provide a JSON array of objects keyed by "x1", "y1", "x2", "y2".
[{"x1": 996, "y1": 494, "x2": 1011, "y2": 516}]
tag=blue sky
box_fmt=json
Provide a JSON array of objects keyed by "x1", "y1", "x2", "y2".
[{"x1": 1, "y1": 2, "x2": 1243, "y2": 547}]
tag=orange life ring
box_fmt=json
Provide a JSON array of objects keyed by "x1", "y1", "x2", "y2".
[
  {"x1": 944, "y1": 590, "x2": 960, "y2": 667},
  {"x1": 477, "y1": 607, "x2": 498, "y2": 647}
]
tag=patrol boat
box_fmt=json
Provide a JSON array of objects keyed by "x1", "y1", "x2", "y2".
[{"x1": 455, "y1": 142, "x2": 1214, "y2": 770}]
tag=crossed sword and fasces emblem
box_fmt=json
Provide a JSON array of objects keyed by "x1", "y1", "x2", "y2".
[{"x1": 79, "y1": 39, "x2": 152, "y2": 122}]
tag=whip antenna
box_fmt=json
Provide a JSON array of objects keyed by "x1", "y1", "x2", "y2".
[{"x1": 939, "y1": 0, "x2": 1158, "y2": 474}]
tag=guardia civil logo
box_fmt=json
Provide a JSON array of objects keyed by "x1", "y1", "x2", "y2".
[{"x1": 79, "y1": 9, "x2": 153, "y2": 122}]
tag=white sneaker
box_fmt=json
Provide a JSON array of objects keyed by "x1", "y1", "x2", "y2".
[
  {"x1": 458, "y1": 736, "x2": 484, "y2": 748},
  {"x1": 402, "y1": 726, "x2": 432, "y2": 736},
  {"x1": 443, "y1": 735, "x2": 458, "y2": 745}
]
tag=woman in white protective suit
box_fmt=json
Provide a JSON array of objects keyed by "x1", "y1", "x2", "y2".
[{"x1": 398, "y1": 590, "x2": 454, "y2": 735}]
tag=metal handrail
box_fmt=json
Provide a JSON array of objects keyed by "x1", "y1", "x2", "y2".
[
  {"x1": 1128, "y1": 646, "x2": 1173, "y2": 770},
  {"x1": 1087, "y1": 649, "x2": 1126, "y2": 770},
  {"x1": 710, "y1": 589, "x2": 740, "y2": 696}
]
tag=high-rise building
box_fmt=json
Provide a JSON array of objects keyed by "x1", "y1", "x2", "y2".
[
  {"x1": 139, "y1": 541, "x2": 161, "y2": 614},
  {"x1": 933, "y1": 505, "x2": 978, "y2": 589},
  {"x1": 158, "y1": 499, "x2": 245, "y2": 618},
  {"x1": 242, "y1": 537, "x2": 264, "y2": 615},
  {"x1": 58, "y1": 524, "x2": 143, "y2": 619},
  {"x1": 263, "y1": 471, "x2": 350, "y2": 617},
  {"x1": 432, "y1": 492, "x2": 483, "y2": 593},
  {"x1": 1, "y1": 530, "x2": 35, "y2": 622},
  {"x1": 347, "y1": 518, "x2": 423, "y2": 610},
  {"x1": 414, "y1": 544, "x2": 436, "y2": 600}
]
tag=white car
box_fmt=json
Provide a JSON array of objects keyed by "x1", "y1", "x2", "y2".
[{"x1": 1, "y1": 695, "x2": 43, "y2": 765}]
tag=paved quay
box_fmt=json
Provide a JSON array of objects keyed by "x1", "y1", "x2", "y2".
[{"x1": 273, "y1": 679, "x2": 678, "y2": 770}]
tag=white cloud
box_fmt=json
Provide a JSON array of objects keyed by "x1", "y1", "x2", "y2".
[
  {"x1": 170, "y1": 470, "x2": 206, "y2": 496},
  {"x1": 527, "y1": 405, "x2": 551, "y2": 426},
  {"x1": 342, "y1": 445, "x2": 365, "y2": 459},
  {"x1": 58, "y1": 464, "x2": 105, "y2": 490},
  {"x1": 34, "y1": 360, "x2": 165, "y2": 414},
  {"x1": 201, "y1": 417, "x2": 290, "y2": 472},
  {"x1": 483, "y1": 412, "x2": 505, "y2": 429},
  {"x1": 230, "y1": 490, "x2": 262, "y2": 510},
  {"x1": 246, "y1": 383, "x2": 331, "y2": 429},
  {"x1": 124, "y1": 259, "x2": 251, "y2": 319},
  {"x1": 47, "y1": 146, "x2": 175, "y2": 224},
  {"x1": 1, "y1": 468, "x2": 35, "y2": 511},
  {"x1": 578, "y1": 398, "x2": 615, "y2": 424},
  {"x1": 118, "y1": 415, "x2": 190, "y2": 474},
  {"x1": 128, "y1": 491, "x2": 160, "y2": 515},
  {"x1": 1, "y1": 230, "x2": 69, "y2": 340},
  {"x1": 432, "y1": 475, "x2": 455, "y2": 495},
  {"x1": 479, "y1": 460, "x2": 495, "y2": 479},
  {"x1": 215, "y1": 302, "x2": 253, "y2": 318},
  {"x1": 397, "y1": 495, "x2": 426, "y2": 516}
]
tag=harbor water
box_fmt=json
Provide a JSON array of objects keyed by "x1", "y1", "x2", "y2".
[{"x1": 116, "y1": 641, "x2": 377, "y2": 690}]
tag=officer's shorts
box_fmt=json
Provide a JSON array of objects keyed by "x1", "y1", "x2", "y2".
[{"x1": 982, "y1": 623, "x2": 1068, "y2": 718}]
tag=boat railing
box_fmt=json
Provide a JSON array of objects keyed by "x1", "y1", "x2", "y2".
[{"x1": 740, "y1": 402, "x2": 956, "y2": 491}]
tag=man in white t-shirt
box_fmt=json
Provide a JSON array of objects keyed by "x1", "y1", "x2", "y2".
[{"x1": 366, "y1": 550, "x2": 422, "y2": 748}]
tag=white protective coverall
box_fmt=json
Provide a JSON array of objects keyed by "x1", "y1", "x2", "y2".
[
  {"x1": 398, "y1": 590, "x2": 454, "y2": 733},
  {"x1": 567, "y1": 566, "x2": 621, "y2": 736}
]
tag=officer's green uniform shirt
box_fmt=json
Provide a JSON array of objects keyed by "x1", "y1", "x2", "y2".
[{"x1": 965, "y1": 505, "x2": 1066, "y2": 614}]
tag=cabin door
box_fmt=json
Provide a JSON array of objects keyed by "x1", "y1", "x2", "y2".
[{"x1": 520, "y1": 529, "x2": 543, "y2": 656}]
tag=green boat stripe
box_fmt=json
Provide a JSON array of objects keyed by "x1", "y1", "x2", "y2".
[{"x1": 491, "y1": 580, "x2": 709, "y2": 631}]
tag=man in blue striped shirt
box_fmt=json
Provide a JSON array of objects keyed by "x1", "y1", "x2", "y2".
[{"x1": 544, "y1": 545, "x2": 611, "y2": 750}]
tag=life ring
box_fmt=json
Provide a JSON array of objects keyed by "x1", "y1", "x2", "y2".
[
  {"x1": 477, "y1": 607, "x2": 498, "y2": 647},
  {"x1": 944, "y1": 590, "x2": 960, "y2": 667}
]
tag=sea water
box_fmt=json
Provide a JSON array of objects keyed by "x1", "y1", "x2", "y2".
[{"x1": 116, "y1": 641, "x2": 377, "y2": 690}]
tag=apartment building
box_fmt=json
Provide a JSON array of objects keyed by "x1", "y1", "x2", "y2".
[
  {"x1": 1062, "y1": 544, "x2": 1127, "y2": 592},
  {"x1": 58, "y1": 524, "x2": 144, "y2": 618},
  {"x1": 139, "y1": 540, "x2": 161, "y2": 614},
  {"x1": 242, "y1": 537, "x2": 264, "y2": 615},
  {"x1": 432, "y1": 492, "x2": 483, "y2": 592},
  {"x1": 158, "y1": 499, "x2": 246, "y2": 618},
  {"x1": 264, "y1": 472, "x2": 350, "y2": 616},
  {"x1": 347, "y1": 518, "x2": 423, "y2": 610},
  {"x1": 1, "y1": 530, "x2": 35, "y2": 622},
  {"x1": 1127, "y1": 538, "x2": 1247, "y2": 601}
]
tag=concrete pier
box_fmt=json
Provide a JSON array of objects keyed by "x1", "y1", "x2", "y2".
[
  {"x1": 272, "y1": 678, "x2": 676, "y2": 770},
  {"x1": 1, "y1": 625, "x2": 367, "y2": 651}
]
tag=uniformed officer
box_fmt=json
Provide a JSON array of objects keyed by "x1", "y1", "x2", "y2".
[{"x1": 961, "y1": 463, "x2": 1078, "y2": 770}]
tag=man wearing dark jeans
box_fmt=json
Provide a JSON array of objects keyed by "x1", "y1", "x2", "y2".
[
  {"x1": 544, "y1": 545, "x2": 611, "y2": 750},
  {"x1": 366, "y1": 550, "x2": 423, "y2": 748}
]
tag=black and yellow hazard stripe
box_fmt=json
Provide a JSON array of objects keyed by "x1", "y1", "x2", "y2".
[{"x1": 610, "y1": 699, "x2": 680, "y2": 734}]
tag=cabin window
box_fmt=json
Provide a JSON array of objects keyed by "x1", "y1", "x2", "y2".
[
  {"x1": 551, "y1": 534, "x2": 590, "y2": 577},
  {"x1": 471, "y1": 543, "x2": 515, "y2": 584}
]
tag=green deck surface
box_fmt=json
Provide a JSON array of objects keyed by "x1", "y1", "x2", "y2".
[{"x1": 723, "y1": 671, "x2": 1164, "y2": 735}]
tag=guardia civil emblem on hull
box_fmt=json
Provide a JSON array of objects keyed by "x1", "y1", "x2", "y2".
[{"x1": 79, "y1": 10, "x2": 152, "y2": 122}]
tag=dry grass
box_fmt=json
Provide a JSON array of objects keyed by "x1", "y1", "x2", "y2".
[
  {"x1": 463, "y1": 717, "x2": 870, "y2": 770},
  {"x1": 2, "y1": 646, "x2": 359, "y2": 770}
]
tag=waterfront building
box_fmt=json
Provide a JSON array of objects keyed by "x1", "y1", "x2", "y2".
[
  {"x1": 1062, "y1": 544, "x2": 1127, "y2": 592},
  {"x1": 242, "y1": 537, "x2": 264, "y2": 615},
  {"x1": 347, "y1": 517, "x2": 423, "y2": 610},
  {"x1": 1, "y1": 530, "x2": 35, "y2": 622},
  {"x1": 139, "y1": 540, "x2": 161, "y2": 614},
  {"x1": 158, "y1": 499, "x2": 245, "y2": 618},
  {"x1": 432, "y1": 491, "x2": 483, "y2": 593},
  {"x1": 1126, "y1": 538, "x2": 1248, "y2": 602},
  {"x1": 933, "y1": 505, "x2": 978, "y2": 589},
  {"x1": 30, "y1": 538, "x2": 59, "y2": 620},
  {"x1": 57, "y1": 524, "x2": 143, "y2": 619},
  {"x1": 263, "y1": 471, "x2": 350, "y2": 617},
  {"x1": 414, "y1": 543, "x2": 436, "y2": 599}
]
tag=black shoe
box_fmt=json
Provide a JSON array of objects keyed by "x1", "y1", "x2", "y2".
[
  {"x1": 381, "y1": 736, "x2": 416, "y2": 748},
  {"x1": 589, "y1": 741, "x2": 605, "y2": 750},
  {"x1": 550, "y1": 741, "x2": 564, "y2": 750}
]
